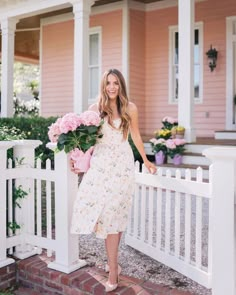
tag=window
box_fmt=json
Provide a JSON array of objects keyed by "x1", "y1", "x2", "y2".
[
  {"x1": 169, "y1": 23, "x2": 203, "y2": 103},
  {"x1": 89, "y1": 27, "x2": 101, "y2": 103}
]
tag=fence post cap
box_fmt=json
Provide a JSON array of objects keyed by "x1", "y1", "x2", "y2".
[
  {"x1": 12, "y1": 139, "x2": 42, "y2": 148},
  {"x1": 203, "y1": 146, "x2": 236, "y2": 160},
  {"x1": 0, "y1": 141, "x2": 16, "y2": 149}
]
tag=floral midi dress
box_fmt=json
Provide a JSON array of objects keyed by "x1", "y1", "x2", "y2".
[{"x1": 70, "y1": 118, "x2": 135, "y2": 239}]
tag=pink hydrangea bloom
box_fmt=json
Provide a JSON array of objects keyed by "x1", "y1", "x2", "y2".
[
  {"x1": 48, "y1": 118, "x2": 62, "y2": 143},
  {"x1": 165, "y1": 139, "x2": 176, "y2": 149},
  {"x1": 80, "y1": 111, "x2": 101, "y2": 126},
  {"x1": 162, "y1": 116, "x2": 178, "y2": 124},
  {"x1": 59, "y1": 113, "x2": 81, "y2": 134},
  {"x1": 173, "y1": 138, "x2": 186, "y2": 146}
]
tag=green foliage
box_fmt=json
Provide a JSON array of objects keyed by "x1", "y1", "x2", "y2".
[
  {"x1": 128, "y1": 134, "x2": 142, "y2": 162},
  {"x1": 13, "y1": 185, "x2": 28, "y2": 208},
  {"x1": 0, "y1": 116, "x2": 57, "y2": 165},
  {"x1": 7, "y1": 221, "x2": 21, "y2": 232},
  {"x1": 0, "y1": 126, "x2": 26, "y2": 141},
  {"x1": 57, "y1": 124, "x2": 103, "y2": 153}
]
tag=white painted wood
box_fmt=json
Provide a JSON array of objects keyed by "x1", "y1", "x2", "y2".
[
  {"x1": 36, "y1": 159, "x2": 42, "y2": 254},
  {"x1": 156, "y1": 168, "x2": 163, "y2": 250},
  {"x1": 71, "y1": 0, "x2": 94, "y2": 114},
  {"x1": 203, "y1": 147, "x2": 236, "y2": 295},
  {"x1": 47, "y1": 146, "x2": 86, "y2": 273},
  {"x1": 195, "y1": 168, "x2": 203, "y2": 268},
  {"x1": 0, "y1": 142, "x2": 15, "y2": 267},
  {"x1": 133, "y1": 183, "x2": 139, "y2": 238},
  {"x1": 0, "y1": 18, "x2": 18, "y2": 117},
  {"x1": 178, "y1": 0, "x2": 196, "y2": 142},
  {"x1": 148, "y1": 186, "x2": 154, "y2": 246},
  {"x1": 165, "y1": 170, "x2": 171, "y2": 253},
  {"x1": 184, "y1": 169, "x2": 191, "y2": 264},
  {"x1": 122, "y1": 0, "x2": 130, "y2": 95},
  {"x1": 214, "y1": 131, "x2": 236, "y2": 140},
  {"x1": 174, "y1": 170, "x2": 181, "y2": 258},
  {"x1": 46, "y1": 159, "x2": 52, "y2": 257},
  {"x1": 140, "y1": 184, "x2": 146, "y2": 241}
]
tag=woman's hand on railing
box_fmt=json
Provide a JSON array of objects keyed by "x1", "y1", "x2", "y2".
[{"x1": 144, "y1": 160, "x2": 157, "y2": 174}]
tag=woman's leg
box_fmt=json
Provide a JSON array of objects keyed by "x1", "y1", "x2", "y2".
[
  {"x1": 105, "y1": 232, "x2": 122, "y2": 267},
  {"x1": 105, "y1": 233, "x2": 122, "y2": 284}
]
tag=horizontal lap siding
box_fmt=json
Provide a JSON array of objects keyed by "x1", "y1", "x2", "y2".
[
  {"x1": 41, "y1": 21, "x2": 74, "y2": 117},
  {"x1": 144, "y1": 0, "x2": 236, "y2": 137},
  {"x1": 90, "y1": 10, "x2": 122, "y2": 75},
  {"x1": 129, "y1": 10, "x2": 146, "y2": 134},
  {"x1": 145, "y1": 7, "x2": 177, "y2": 135}
]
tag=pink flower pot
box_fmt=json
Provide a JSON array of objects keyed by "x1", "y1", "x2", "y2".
[
  {"x1": 155, "y1": 150, "x2": 166, "y2": 165},
  {"x1": 70, "y1": 148, "x2": 93, "y2": 172},
  {"x1": 173, "y1": 154, "x2": 183, "y2": 165}
]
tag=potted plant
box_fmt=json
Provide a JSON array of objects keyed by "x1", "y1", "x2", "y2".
[
  {"x1": 166, "y1": 138, "x2": 186, "y2": 165},
  {"x1": 149, "y1": 138, "x2": 167, "y2": 165},
  {"x1": 171, "y1": 125, "x2": 185, "y2": 139},
  {"x1": 154, "y1": 128, "x2": 172, "y2": 140},
  {"x1": 162, "y1": 116, "x2": 178, "y2": 130}
]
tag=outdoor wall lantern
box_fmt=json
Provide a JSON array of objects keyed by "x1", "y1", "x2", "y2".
[{"x1": 206, "y1": 45, "x2": 218, "y2": 72}]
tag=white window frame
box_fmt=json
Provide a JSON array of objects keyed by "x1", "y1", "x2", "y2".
[
  {"x1": 168, "y1": 22, "x2": 203, "y2": 104},
  {"x1": 89, "y1": 26, "x2": 102, "y2": 105}
]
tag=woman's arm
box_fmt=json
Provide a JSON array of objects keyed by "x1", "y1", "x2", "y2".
[{"x1": 128, "y1": 102, "x2": 157, "y2": 174}]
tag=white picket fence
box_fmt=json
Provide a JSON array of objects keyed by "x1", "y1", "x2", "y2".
[
  {"x1": 126, "y1": 164, "x2": 211, "y2": 288},
  {"x1": 0, "y1": 140, "x2": 236, "y2": 295},
  {"x1": 0, "y1": 140, "x2": 86, "y2": 274}
]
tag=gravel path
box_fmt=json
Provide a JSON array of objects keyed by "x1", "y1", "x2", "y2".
[{"x1": 79, "y1": 233, "x2": 212, "y2": 295}]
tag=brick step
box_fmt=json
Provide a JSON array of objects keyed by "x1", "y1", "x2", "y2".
[{"x1": 14, "y1": 287, "x2": 42, "y2": 295}]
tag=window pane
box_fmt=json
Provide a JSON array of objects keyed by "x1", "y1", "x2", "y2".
[
  {"x1": 174, "y1": 65, "x2": 179, "y2": 99},
  {"x1": 194, "y1": 64, "x2": 200, "y2": 98},
  {"x1": 89, "y1": 67, "x2": 99, "y2": 99},
  {"x1": 89, "y1": 34, "x2": 99, "y2": 65},
  {"x1": 175, "y1": 32, "x2": 178, "y2": 64},
  {"x1": 194, "y1": 29, "x2": 199, "y2": 45}
]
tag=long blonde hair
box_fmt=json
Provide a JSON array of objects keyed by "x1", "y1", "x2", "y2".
[{"x1": 98, "y1": 69, "x2": 131, "y2": 139}]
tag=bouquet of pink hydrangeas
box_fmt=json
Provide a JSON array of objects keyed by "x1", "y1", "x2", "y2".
[{"x1": 48, "y1": 111, "x2": 103, "y2": 172}]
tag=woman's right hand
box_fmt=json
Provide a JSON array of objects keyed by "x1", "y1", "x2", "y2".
[{"x1": 70, "y1": 159, "x2": 81, "y2": 174}]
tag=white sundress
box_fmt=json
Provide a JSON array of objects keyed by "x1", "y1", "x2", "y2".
[{"x1": 70, "y1": 118, "x2": 135, "y2": 239}]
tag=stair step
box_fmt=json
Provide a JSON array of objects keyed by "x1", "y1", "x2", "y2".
[
  {"x1": 14, "y1": 287, "x2": 42, "y2": 295},
  {"x1": 215, "y1": 130, "x2": 236, "y2": 140}
]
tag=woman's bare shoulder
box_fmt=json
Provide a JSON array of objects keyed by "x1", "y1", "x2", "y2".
[
  {"x1": 128, "y1": 102, "x2": 138, "y2": 115},
  {"x1": 88, "y1": 103, "x2": 99, "y2": 113}
]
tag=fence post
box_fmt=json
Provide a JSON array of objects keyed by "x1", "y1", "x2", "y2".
[
  {"x1": 13, "y1": 140, "x2": 42, "y2": 259},
  {"x1": 0, "y1": 141, "x2": 15, "y2": 268},
  {"x1": 47, "y1": 143, "x2": 86, "y2": 273},
  {"x1": 203, "y1": 147, "x2": 236, "y2": 295}
]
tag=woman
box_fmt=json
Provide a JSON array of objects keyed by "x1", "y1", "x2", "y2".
[{"x1": 70, "y1": 69, "x2": 156, "y2": 292}]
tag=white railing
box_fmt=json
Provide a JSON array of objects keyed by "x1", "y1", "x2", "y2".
[
  {"x1": 1, "y1": 141, "x2": 236, "y2": 295},
  {"x1": 0, "y1": 140, "x2": 86, "y2": 273},
  {"x1": 126, "y1": 147, "x2": 236, "y2": 295}
]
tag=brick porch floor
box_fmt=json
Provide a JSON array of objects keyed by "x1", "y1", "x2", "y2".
[{"x1": 12, "y1": 255, "x2": 195, "y2": 295}]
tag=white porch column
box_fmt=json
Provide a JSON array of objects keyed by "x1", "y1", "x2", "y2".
[
  {"x1": 70, "y1": 0, "x2": 95, "y2": 114},
  {"x1": 0, "y1": 18, "x2": 18, "y2": 118},
  {"x1": 122, "y1": 0, "x2": 130, "y2": 95},
  {"x1": 178, "y1": 0, "x2": 196, "y2": 142}
]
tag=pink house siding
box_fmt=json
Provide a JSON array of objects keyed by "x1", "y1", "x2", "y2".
[
  {"x1": 129, "y1": 10, "x2": 146, "y2": 133},
  {"x1": 41, "y1": 10, "x2": 123, "y2": 117},
  {"x1": 90, "y1": 10, "x2": 123, "y2": 73},
  {"x1": 41, "y1": 21, "x2": 74, "y2": 117},
  {"x1": 145, "y1": 7, "x2": 177, "y2": 135}
]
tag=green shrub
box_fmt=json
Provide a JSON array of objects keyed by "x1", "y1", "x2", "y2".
[{"x1": 0, "y1": 116, "x2": 57, "y2": 165}]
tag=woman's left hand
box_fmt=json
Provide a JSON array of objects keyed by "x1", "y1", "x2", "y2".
[{"x1": 144, "y1": 160, "x2": 157, "y2": 174}]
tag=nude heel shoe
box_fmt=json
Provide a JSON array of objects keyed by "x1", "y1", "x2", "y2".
[{"x1": 105, "y1": 265, "x2": 122, "y2": 293}]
